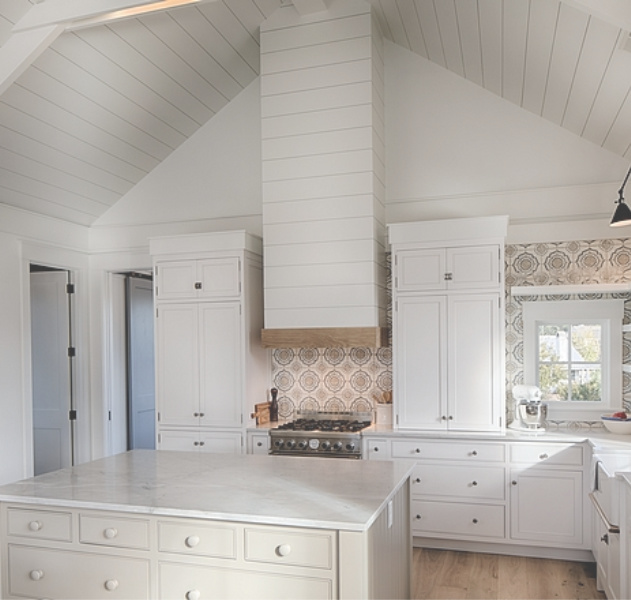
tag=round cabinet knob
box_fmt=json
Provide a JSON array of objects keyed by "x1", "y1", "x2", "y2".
[
  {"x1": 511, "y1": 480, "x2": 518, "y2": 486},
  {"x1": 103, "y1": 527, "x2": 118, "y2": 539},
  {"x1": 199, "y1": 413, "x2": 205, "y2": 418},
  {"x1": 415, "y1": 514, "x2": 422, "y2": 520},
  {"x1": 415, "y1": 448, "x2": 421, "y2": 454},
  {"x1": 186, "y1": 590, "x2": 201, "y2": 600},
  {"x1": 193, "y1": 441, "x2": 199, "y2": 446},
  {"x1": 471, "y1": 450, "x2": 478, "y2": 456},
  {"x1": 29, "y1": 569, "x2": 44, "y2": 581},
  {"x1": 28, "y1": 520, "x2": 42, "y2": 532},
  {"x1": 199, "y1": 441, "x2": 205, "y2": 446},
  {"x1": 539, "y1": 453, "x2": 549, "y2": 460},
  {"x1": 104, "y1": 579, "x2": 119, "y2": 591},
  {"x1": 193, "y1": 412, "x2": 199, "y2": 417},
  {"x1": 276, "y1": 543, "x2": 291, "y2": 557},
  {"x1": 414, "y1": 478, "x2": 421, "y2": 484},
  {"x1": 256, "y1": 441, "x2": 263, "y2": 447},
  {"x1": 373, "y1": 446, "x2": 379, "y2": 452},
  {"x1": 472, "y1": 518, "x2": 479, "y2": 524},
  {"x1": 471, "y1": 481, "x2": 478, "y2": 487},
  {"x1": 185, "y1": 535, "x2": 201, "y2": 548}
]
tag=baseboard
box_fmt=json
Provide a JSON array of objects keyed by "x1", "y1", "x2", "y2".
[{"x1": 413, "y1": 536, "x2": 595, "y2": 562}]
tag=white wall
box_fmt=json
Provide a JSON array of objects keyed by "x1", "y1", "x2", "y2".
[
  {"x1": 0, "y1": 205, "x2": 89, "y2": 485},
  {"x1": 384, "y1": 40, "x2": 629, "y2": 243}
]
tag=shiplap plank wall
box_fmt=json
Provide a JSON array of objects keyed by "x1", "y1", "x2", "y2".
[{"x1": 261, "y1": 0, "x2": 386, "y2": 330}]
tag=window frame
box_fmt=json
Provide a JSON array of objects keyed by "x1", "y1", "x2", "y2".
[{"x1": 523, "y1": 299, "x2": 623, "y2": 421}]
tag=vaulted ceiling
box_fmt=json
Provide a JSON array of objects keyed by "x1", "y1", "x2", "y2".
[{"x1": 1, "y1": 0, "x2": 630, "y2": 226}]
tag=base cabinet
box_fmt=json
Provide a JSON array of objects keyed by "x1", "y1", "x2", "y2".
[{"x1": 158, "y1": 430, "x2": 243, "y2": 453}]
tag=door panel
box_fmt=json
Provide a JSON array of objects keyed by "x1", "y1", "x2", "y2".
[{"x1": 30, "y1": 270, "x2": 72, "y2": 475}]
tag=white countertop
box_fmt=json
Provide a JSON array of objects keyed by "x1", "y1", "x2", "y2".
[{"x1": 0, "y1": 450, "x2": 412, "y2": 532}]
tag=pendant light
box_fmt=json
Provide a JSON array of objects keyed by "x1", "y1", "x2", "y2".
[{"x1": 611, "y1": 165, "x2": 631, "y2": 227}]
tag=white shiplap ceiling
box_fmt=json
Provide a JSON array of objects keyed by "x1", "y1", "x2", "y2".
[{"x1": 1, "y1": 0, "x2": 631, "y2": 226}]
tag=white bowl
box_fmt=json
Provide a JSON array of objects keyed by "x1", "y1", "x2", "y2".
[{"x1": 601, "y1": 416, "x2": 631, "y2": 434}]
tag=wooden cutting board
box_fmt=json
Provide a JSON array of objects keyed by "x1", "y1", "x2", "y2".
[{"x1": 251, "y1": 402, "x2": 270, "y2": 426}]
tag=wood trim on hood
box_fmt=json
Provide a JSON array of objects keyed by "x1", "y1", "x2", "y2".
[{"x1": 261, "y1": 327, "x2": 389, "y2": 349}]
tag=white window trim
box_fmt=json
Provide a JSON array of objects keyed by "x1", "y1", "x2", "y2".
[{"x1": 523, "y1": 299, "x2": 624, "y2": 421}]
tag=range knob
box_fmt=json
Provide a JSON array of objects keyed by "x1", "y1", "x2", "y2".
[
  {"x1": 285, "y1": 439, "x2": 296, "y2": 449},
  {"x1": 297, "y1": 440, "x2": 307, "y2": 450},
  {"x1": 333, "y1": 441, "x2": 343, "y2": 451},
  {"x1": 345, "y1": 441, "x2": 356, "y2": 452},
  {"x1": 321, "y1": 441, "x2": 331, "y2": 451},
  {"x1": 274, "y1": 439, "x2": 284, "y2": 449}
]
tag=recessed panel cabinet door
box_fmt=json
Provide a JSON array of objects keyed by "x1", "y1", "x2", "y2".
[
  {"x1": 394, "y1": 296, "x2": 446, "y2": 429},
  {"x1": 448, "y1": 293, "x2": 500, "y2": 430},
  {"x1": 156, "y1": 304, "x2": 199, "y2": 427},
  {"x1": 199, "y1": 302, "x2": 242, "y2": 427}
]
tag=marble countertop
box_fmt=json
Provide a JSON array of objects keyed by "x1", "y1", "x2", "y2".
[{"x1": 0, "y1": 450, "x2": 412, "y2": 532}]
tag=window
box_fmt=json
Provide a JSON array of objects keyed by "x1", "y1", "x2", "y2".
[{"x1": 523, "y1": 299, "x2": 623, "y2": 419}]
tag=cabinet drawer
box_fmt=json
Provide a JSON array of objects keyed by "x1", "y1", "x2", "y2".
[
  {"x1": 509, "y1": 443, "x2": 583, "y2": 467},
  {"x1": 159, "y1": 561, "x2": 333, "y2": 600},
  {"x1": 8, "y1": 544, "x2": 150, "y2": 599},
  {"x1": 392, "y1": 440, "x2": 505, "y2": 462},
  {"x1": 7, "y1": 507, "x2": 72, "y2": 542},
  {"x1": 79, "y1": 514, "x2": 150, "y2": 549},
  {"x1": 158, "y1": 520, "x2": 237, "y2": 558},
  {"x1": 244, "y1": 527, "x2": 334, "y2": 570},
  {"x1": 411, "y1": 500, "x2": 505, "y2": 539},
  {"x1": 364, "y1": 438, "x2": 390, "y2": 460},
  {"x1": 411, "y1": 464, "x2": 505, "y2": 500}
]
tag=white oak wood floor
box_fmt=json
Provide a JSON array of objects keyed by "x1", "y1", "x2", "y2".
[{"x1": 412, "y1": 548, "x2": 606, "y2": 600}]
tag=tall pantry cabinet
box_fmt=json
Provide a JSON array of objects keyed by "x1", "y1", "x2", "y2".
[
  {"x1": 150, "y1": 232, "x2": 270, "y2": 453},
  {"x1": 389, "y1": 217, "x2": 508, "y2": 432}
]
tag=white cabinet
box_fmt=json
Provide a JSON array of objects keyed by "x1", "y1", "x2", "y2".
[
  {"x1": 389, "y1": 217, "x2": 507, "y2": 432},
  {"x1": 509, "y1": 442, "x2": 585, "y2": 548},
  {"x1": 394, "y1": 293, "x2": 501, "y2": 430},
  {"x1": 156, "y1": 302, "x2": 242, "y2": 428},
  {"x1": 150, "y1": 232, "x2": 270, "y2": 454},
  {"x1": 155, "y1": 257, "x2": 240, "y2": 300},
  {"x1": 394, "y1": 245, "x2": 500, "y2": 292},
  {"x1": 247, "y1": 431, "x2": 271, "y2": 455}
]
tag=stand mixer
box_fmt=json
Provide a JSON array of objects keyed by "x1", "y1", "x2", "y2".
[{"x1": 509, "y1": 385, "x2": 548, "y2": 432}]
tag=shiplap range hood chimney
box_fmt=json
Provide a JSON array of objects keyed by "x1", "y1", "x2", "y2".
[{"x1": 260, "y1": 0, "x2": 388, "y2": 348}]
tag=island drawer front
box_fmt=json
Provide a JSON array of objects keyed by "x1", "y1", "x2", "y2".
[
  {"x1": 159, "y1": 560, "x2": 333, "y2": 600},
  {"x1": 158, "y1": 520, "x2": 237, "y2": 558},
  {"x1": 411, "y1": 464, "x2": 505, "y2": 500},
  {"x1": 7, "y1": 507, "x2": 72, "y2": 542},
  {"x1": 392, "y1": 440, "x2": 505, "y2": 462},
  {"x1": 8, "y1": 544, "x2": 150, "y2": 599},
  {"x1": 509, "y1": 443, "x2": 583, "y2": 467},
  {"x1": 244, "y1": 527, "x2": 334, "y2": 570},
  {"x1": 79, "y1": 514, "x2": 150, "y2": 549},
  {"x1": 411, "y1": 500, "x2": 505, "y2": 539}
]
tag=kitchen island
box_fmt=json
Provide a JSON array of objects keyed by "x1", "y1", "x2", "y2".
[{"x1": 0, "y1": 450, "x2": 411, "y2": 599}]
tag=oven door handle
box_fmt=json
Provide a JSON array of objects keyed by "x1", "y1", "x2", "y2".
[{"x1": 589, "y1": 492, "x2": 620, "y2": 534}]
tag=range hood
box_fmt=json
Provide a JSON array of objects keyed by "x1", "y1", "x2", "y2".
[{"x1": 260, "y1": 1, "x2": 388, "y2": 348}]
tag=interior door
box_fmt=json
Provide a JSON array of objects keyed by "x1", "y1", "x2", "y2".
[
  {"x1": 30, "y1": 270, "x2": 73, "y2": 475},
  {"x1": 127, "y1": 276, "x2": 155, "y2": 449}
]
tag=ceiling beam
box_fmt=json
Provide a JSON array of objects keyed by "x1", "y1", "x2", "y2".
[
  {"x1": 0, "y1": 24, "x2": 64, "y2": 97},
  {"x1": 561, "y1": 0, "x2": 631, "y2": 32}
]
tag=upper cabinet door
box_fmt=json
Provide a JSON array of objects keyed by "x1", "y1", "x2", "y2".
[
  {"x1": 448, "y1": 246, "x2": 500, "y2": 290},
  {"x1": 394, "y1": 246, "x2": 500, "y2": 293},
  {"x1": 395, "y1": 249, "x2": 446, "y2": 292},
  {"x1": 156, "y1": 258, "x2": 241, "y2": 300}
]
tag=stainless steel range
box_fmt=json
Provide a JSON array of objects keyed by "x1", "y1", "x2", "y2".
[{"x1": 269, "y1": 411, "x2": 372, "y2": 459}]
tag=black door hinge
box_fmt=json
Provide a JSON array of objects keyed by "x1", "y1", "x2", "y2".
[
  {"x1": 68, "y1": 347, "x2": 76, "y2": 357},
  {"x1": 66, "y1": 283, "x2": 75, "y2": 294},
  {"x1": 69, "y1": 410, "x2": 77, "y2": 421}
]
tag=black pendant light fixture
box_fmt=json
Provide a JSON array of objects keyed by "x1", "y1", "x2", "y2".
[{"x1": 611, "y1": 165, "x2": 631, "y2": 227}]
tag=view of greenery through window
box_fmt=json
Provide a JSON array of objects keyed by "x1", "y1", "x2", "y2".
[{"x1": 537, "y1": 324, "x2": 602, "y2": 402}]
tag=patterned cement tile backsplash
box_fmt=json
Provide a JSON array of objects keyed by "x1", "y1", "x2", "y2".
[{"x1": 271, "y1": 237, "x2": 631, "y2": 424}]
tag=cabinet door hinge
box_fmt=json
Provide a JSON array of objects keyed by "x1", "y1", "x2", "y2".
[
  {"x1": 67, "y1": 346, "x2": 76, "y2": 357},
  {"x1": 156, "y1": 307, "x2": 159, "y2": 318},
  {"x1": 108, "y1": 410, "x2": 112, "y2": 421},
  {"x1": 66, "y1": 283, "x2": 75, "y2": 294},
  {"x1": 69, "y1": 410, "x2": 77, "y2": 421},
  {"x1": 157, "y1": 412, "x2": 161, "y2": 422}
]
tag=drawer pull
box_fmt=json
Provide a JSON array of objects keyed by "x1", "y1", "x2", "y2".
[
  {"x1": 471, "y1": 450, "x2": 478, "y2": 456},
  {"x1": 415, "y1": 448, "x2": 421, "y2": 454},
  {"x1": 193, "y1": 441, "x2": 199, "y2": 446},
  {"x1": 373, "y1": 447, "x2": 379, "y2": 452},
  {"x1": 539, "y1": 453, "x2": 549, "y2": 460},
  {"x1": 257, "y1": 441, "x2": 263, "y2": 447},
  {"x1": 29, "y1": 569, "x2": 44, "y2": 581},
  {"x1": 103, "y1": 527, "x2": 118, "y2": 539},
  {"x1": 472, "y1": 518, "x2": 478, "y2": 524},
  {"x1": 415, "y1": 514, "x2": 422, "y2": 520},
  {"x1": 471, "y1": 481, "x2": 478, "y2": 486},
  {"x1": 185, "y1": 535, "x2": 201, "y2": 548},
  {"x1": 199, "y1": 413, "x2": 205, "y2": 418},
  {"x1": 194, "y1": 282, "x2": 202, "y2": 290},
  {"x1": 193, "y1": 412, "x2": 199, "y2": 417},
  {"x1": 28, "y1": 520, "x2": 42, "y2": 532},
  {"x1": 414, "y1": 478, "x2": 421, "y2": 484},
  {"x1": 276, "y1": 543, "x2": 292, "y2": 557},
  {"x1": 186, "y1": 590, "x2": 201, "y2": 600},
  {"x1": 104, "y1": 579, "x2": 119, "y2": 591},
  {"x1": 512, "y1": 480, "x2": 517, "y2": 486}
]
